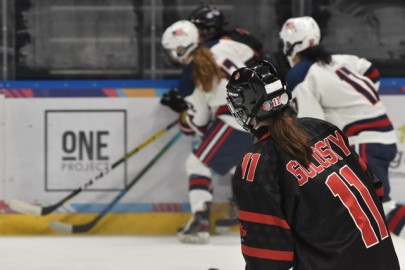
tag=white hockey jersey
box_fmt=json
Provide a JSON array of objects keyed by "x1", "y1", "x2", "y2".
[
  {"x1": 179, "y1": 39, "x2": 254, "y2": 135},
  {"x1": 286, "y1": 54, "x2": 397, "y2": 146}
]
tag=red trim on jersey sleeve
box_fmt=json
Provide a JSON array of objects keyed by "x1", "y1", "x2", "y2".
[
  {"x1": 257, "y1": 132, "x2": 271, "y2": 143},
  {"x1": 241, "y1": 244, "x2": 294, "y2": 261},
  {"x1": 365, "y1": 67, "x2": 380, "y2": 82},
  {"x1": 344, "y1": 118, "x2": 392, "y2": 137},
  {"x1": 239, "y1": 210, "x2": 290, "y2": 229}
]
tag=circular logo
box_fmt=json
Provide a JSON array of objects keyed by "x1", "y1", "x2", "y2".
[
  {"x1": 280, "y1": 92, "x2": 290, "y2": 105},
  {"x1": 262, "y1": 100, "x2": 273, "y2": 111}
]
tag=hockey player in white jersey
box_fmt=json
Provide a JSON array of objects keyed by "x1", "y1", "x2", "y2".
[
  {"x1": 161, "y1": 20, "x2": 253, "y2": 244},
  {"x1": 279, "y1": 16, "x2": 405, "y2": 239},
  {"x1": 189, "y1": 4, "x2": 279, "y2": 231}
]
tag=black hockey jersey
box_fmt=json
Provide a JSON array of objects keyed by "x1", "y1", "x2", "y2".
[{"x1": 233, "y1": 117, "x2": 400, "y2": 270}]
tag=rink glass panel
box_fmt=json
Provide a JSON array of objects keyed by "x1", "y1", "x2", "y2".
[{"x1": 0, "y1": 0, "x2": 402, "y2": 80}]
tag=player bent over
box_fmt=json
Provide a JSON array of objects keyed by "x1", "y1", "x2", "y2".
[{"x1": 161, "y1": 20, "x2": 253, "y2": 244}]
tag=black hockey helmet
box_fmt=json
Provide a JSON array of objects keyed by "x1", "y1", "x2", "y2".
[
  {"x1": 188, "y1": 4, "x2": 226, "y2": 37},
  {"x1": 226, "y1": 61, "x2": 291, "y2": 132}
]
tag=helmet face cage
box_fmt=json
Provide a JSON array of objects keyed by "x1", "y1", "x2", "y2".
[
  {"x1": 226, "y1": 83, "x2": 257, "y2": 132},
  {"x1": 226, "y1": 97, "x2": 251, "y2": 131},
  {"x1": 161, "y1": 20, "x2": 199, "y2": 62},
  {"x1": 226, "y1": 62, "x2": 291, "y2": 132}
]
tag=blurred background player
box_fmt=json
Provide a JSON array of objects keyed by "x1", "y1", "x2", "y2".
[
  {"x1": 188, "y1": 4, "x2": 269, "y2": 67},
  {"x1": 187, "y1": 4, "x2": 289, "y2": 230},
  {"x1": 160, "y1": 20, "x2": 253, "y2": 244},
  {"x1": 279, "y1": 16, "x2": 405, "y2": 238},
  {"x1": 171, "y1": 5, "x2": 267, "y2": 97},
  {"x1": 226, "y1": 60, "x2": 400, "y2": 270},
  {"x1": 188, "y1": 4, "x2": 290, "y2": 84},
  {"x1": 162, "y1": 9, "x2": 265, "y2": 234}
]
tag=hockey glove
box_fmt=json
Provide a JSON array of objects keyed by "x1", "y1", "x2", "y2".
[{"x1": 160, "y1": 88, "x2": 188, "y2": 113}]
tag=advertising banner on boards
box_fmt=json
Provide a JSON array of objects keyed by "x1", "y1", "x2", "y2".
[
  {"x1": 1, "y1": 95, "x2": 234, "y2": 215},
  {"x1": 0, "y1": 81, "x2": 403, "y2": 218},
  {"x1": 46, "y1": 110, "x2": 127, "y2": 191}
]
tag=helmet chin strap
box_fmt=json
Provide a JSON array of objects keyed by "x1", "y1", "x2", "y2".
[
  {"x1": 244, "y1": 116, "x2": 256, "y2": 133},
  {"x1": 180, "y1": 54, "x2": 194, "y2": 65},
  {"x1": 252, "y1": 119, "x2": 268, "y2": 130},
  {"x1": 285, "y1": 40, "x2": 303, "y2": 68},
  {"x1": 177, "y1": 43, "x2": 197, "y2": 63},
  {"x1": 287, "y1": 55, "x2": 295, "y2": 68}
]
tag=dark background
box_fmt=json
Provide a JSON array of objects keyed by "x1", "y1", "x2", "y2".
[{"x1": 2, "y1": 0, "x2": 404, "y2": 80}]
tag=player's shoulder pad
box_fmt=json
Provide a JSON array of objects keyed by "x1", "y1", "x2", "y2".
[
  {"x1": 285, "y1": 59, "x2": 316, "y2": 92},
  {"x1": 297, "y1": 117, "x2": 343, "y2": 141},
  {"x1": 203, "y1": 39, "x2": 220, "y2": 49}
]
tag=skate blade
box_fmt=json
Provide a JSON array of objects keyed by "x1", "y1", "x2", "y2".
[
  {"x1": 215, "y1": 226, "x2": 231, "y2": 235},
  {"x1": 177, "y1": 232, "x2": 210, "y2": 244}
]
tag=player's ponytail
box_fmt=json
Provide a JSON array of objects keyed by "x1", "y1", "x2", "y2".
[
  {"x1": 299, "y1": 45, "x2": 331, "y2": 65},
  {"x1": 191, "y1": 46, "x2": 223, "y2": 92},
  {"x1": 265, "y1": 111, "x2": 312, "y2": 168}
]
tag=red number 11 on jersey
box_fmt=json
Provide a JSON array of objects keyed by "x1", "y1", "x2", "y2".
[
  {"x1": 241, "y1": 153, "x2": 261, "y2": 182},
  {"x1": 326, "y1": 165, "x2": 389, "y2": 248}
]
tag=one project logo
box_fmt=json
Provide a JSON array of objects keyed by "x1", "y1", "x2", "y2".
[
  {"x1": 61, "y1": 130, "x2": 109, "y2": 172},
  {"x1": 45, "y1": 110, "x2": 127, "y2": 191}
]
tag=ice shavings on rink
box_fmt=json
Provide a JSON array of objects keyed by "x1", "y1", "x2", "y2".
[{"x1": 0, "y1": 234, "x2": 403, "y2": 270}]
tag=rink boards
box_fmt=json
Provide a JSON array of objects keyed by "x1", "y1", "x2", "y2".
[{"x1": 0, "y1": 79, "x2": 404, "y2": 235}]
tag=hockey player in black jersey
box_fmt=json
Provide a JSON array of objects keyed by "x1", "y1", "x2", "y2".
[
  {"x1": 188, "y1": 4, "x2": 269, "y2": 67},
  {"x1": 226, "y1": 61, "x2": 400, "y2": 270},
  {"x1": 188, "y1": 4, "x2": 289, "y2": 80}
]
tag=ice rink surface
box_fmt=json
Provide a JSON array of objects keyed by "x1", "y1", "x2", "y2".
[{"x1": 0, "y1": 234, "x2": 404, "y2": 270}]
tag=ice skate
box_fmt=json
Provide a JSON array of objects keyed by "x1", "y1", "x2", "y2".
[{"x1": 178, "y1": 206, "x2": 210, "y2": 244}]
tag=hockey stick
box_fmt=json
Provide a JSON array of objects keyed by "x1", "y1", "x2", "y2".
[
  {"x1": 9, "y1": 119, "x2": 178, "y2": 216},
  {"x1": 49, "y1": 131, "x2": 183, "y2": 233}
]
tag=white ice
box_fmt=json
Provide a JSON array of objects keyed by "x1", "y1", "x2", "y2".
[{"x1": 0, "y1": 234, "x2": 403, "y2": 270}]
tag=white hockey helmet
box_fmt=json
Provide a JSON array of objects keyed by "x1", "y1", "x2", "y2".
[
  {"x1": 162, "y1": 20, "x2": 199, "y2": 63},
  {"x1": 279, "y1": 16, "x2": 321, "y2": 67}
]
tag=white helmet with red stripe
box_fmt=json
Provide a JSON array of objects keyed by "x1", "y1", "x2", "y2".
[{"x1": 279, "y1": 16, "x2": 321, "y2": 67}]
